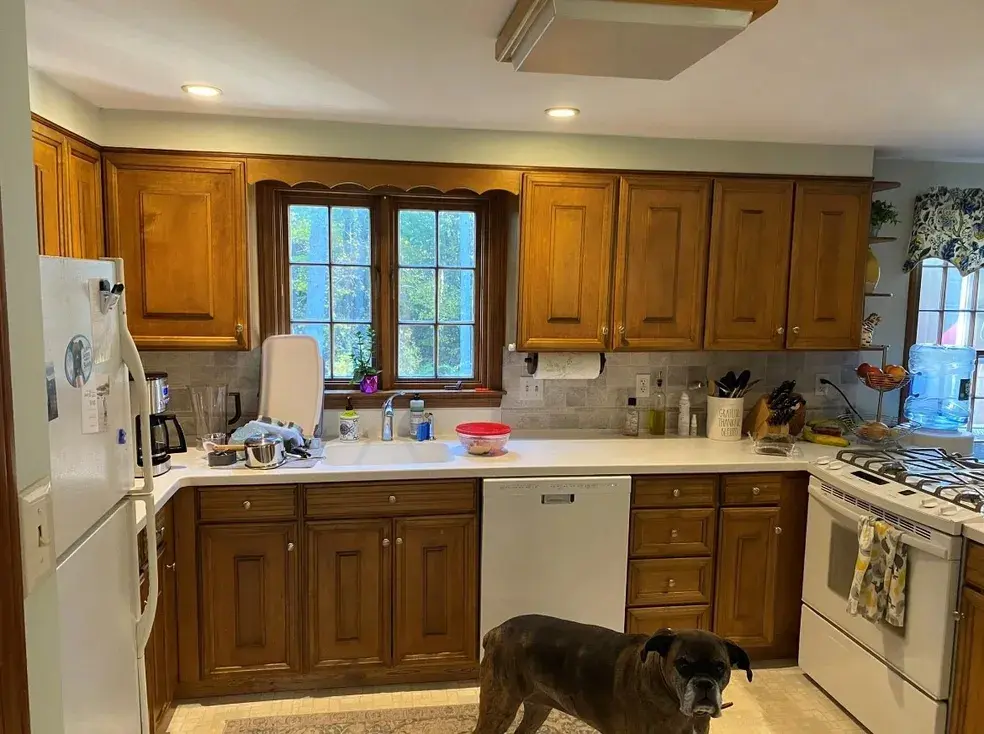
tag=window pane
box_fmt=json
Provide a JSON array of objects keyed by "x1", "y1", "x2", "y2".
[
  {"x1": 924, "y1": 258, "x2": 947, "y2": 267},
  {"x1": 945, "y1": 267, "x2": 974, "y2": 310},
  {"x1": 438, "y1": 269, "x2": 475, "y2": 323},
  {"x1": 291, "y1": 323, "x2": 330, "y2": 378},
  {"x1": 438, "y1": 325, "x2": 474, "y2": 378},
  {"x1": 288, "y1": 205, "x2": 329, "y2": 263},
  {"x1": 399, "y1": 268, "x2": 436, "y2": 322},
  {"x1": 942, "y1": 311, "x2": 973, "y2": 346},
  {"x1": 916, "y1": 312, "x2": 940, "y2": 344},
  {"x1": 331, "y1": 266, "x2": 371, "y2": 322},
  {"x1": 290, "y1": 265, "x2": 330, "y2": 321},
  {"x1": 398, "y1": 325, "x2": 435, "y2": 378},
  {"x1": 438, "y1": 211, "x2": 476, "y2": 268},
  {"x1": 332, "y1": 324, "x2": 365, "y2": 379},
  {"x1": 919, "y1": 266, "x2": 944, "y2": 309},
  {"x1": 330, "y1": 206, "x2": 370, "y2": 265},
  {"x1": 398, "y1": 210, "x2": 437, "y2": 266}
]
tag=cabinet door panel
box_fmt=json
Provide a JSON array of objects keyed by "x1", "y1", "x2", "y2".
[
  {"x1": 307, "y1": 520, "x2": 391, "y2": 670},
  {"x1": 950, "y1": 586, "x2": 984, "y2": 734},
  {"x1": 104, "y1": 154, "x2": 247, "y2": 349},
  {"x1": 713, "y1": 507, "x2": 779, "y2": 648},
  {"x1": 518, "y1": 173, "x2": 616, "y2": 351},
  {"x1": 613, "y1": 176, "x2": 711, "y2": 350},
  {"x1": 66, "y1": 138, "x2": 103, "y2": 259},
  {"x1": 786, "y1": 182, "x2": 870, "y2": 349},
  {"x1": 626, "y1": 605, "x2": 711, "y2": 635},
  {"x1": 32, "y1": 122, "x2": 66, "y2": 257},
  {"x1": 394, "y1": 516, "x2": 477, "y2": 665},
  {"x1": 199, "y1": 523, "x2": 299, "y2": 677},
  {"x1": 704, "y1": 179, "x2": 793, "y2": 350}
]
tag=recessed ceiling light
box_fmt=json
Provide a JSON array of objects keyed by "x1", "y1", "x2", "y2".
[
  {"x1": 181, "y1": 84, "x2": 222, "y2": 98},
  {"x1": 545, "y1": 107, "x2": 579, "y2": 119}
]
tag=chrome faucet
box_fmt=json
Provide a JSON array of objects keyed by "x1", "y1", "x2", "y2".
[{"x1": 381, "y1": 392, "x2": 407, "y2": 441}]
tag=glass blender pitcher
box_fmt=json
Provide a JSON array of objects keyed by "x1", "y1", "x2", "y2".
[{"x1": 189, "y1": 384, "x2": 242, "y2": 448}]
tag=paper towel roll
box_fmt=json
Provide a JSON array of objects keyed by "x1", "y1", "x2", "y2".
[{"x1": 532, "y1": 353, "x2": 603, "y2": 380}]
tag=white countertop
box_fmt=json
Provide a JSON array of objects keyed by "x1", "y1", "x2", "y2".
[
  {"x1": 134, "y1": 437, "x2": 836, "y2": 530},
  {"x1": 962, "y1": 518, "x2": 984, "y2": 546}
]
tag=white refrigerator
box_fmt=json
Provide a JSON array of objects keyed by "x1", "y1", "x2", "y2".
[{"x1": 39, "y1": 256, "x2": 159, "y2": 734}]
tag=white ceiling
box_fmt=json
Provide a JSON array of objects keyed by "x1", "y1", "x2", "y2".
[{"x1": 23, "y1": 0, "x2": 984, "y2": 157}]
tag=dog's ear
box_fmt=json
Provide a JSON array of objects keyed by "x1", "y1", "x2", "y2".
[
  {"x1": 725, "y1": 639, "x2": 753, "y2": 682},
  {"x1": 641, "y1": 628, "x2": 676, "y2": 662}
]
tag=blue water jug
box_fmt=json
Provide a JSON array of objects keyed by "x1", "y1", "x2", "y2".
[{"x1": 904, "y1": 344, "x2": 976, "y2": 430}]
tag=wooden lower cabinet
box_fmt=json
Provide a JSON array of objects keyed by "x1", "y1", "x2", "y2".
[
  {"x1": 141, "y1": 504, "x2": 178, "y2": 734},
  {"x1": 199, "y1": 523, "x2": 300, "y2": 678},
  {"x1": 394, "y1": 516, "x2": 478, "y2": 666},
  {"x1": 307, "y1": 519, "x2": 391, "y2": 670},
  {"x1": 627, "y1": 605, "x2": 711, "y2": 635},
  {"x1": 950, "y1": 547, "x2": 984, "y2": 734}
]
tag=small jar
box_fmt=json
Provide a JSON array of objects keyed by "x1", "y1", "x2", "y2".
[{"x1": 623, "y1": 397, "x2": 640, "y2": 437}]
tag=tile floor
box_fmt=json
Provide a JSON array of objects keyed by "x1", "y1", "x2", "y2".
[{"x1": 166, "y1": 666, "x2": 866, "y2": 733}]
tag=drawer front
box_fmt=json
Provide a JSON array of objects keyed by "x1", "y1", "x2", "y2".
[
  {"x1": 633, "y1": 475, "x2": 717, "y2": 508},
  {"x1": 722, "y1": 473, "x2": 782, "y2": 505},
  {"x1": 627, "y1": 557, "x2": 713, "y2": 607},
  {"x1": 626, "y1": 605, "x2": 711, "y2": 635},
  {"x1": 305, "y1": 480, "x2": 477, "y2": 519},
  {"x1": 966, "y1": 541, "x2": 984, "y2": 591},
  {"x1": 630, "y1": 509, "x2": 716, "y2": 558},
  {"x1": 198, "y1": 486, "x2": 298, "y2": 522}
]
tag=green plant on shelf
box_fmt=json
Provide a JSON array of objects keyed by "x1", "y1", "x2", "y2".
[{"x1": 870, "y1": 200, "x2": 900, "y2": 235}]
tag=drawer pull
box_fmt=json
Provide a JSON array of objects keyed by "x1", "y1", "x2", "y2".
[
  {"x1": 287, "y1": 542, "x2": 295, "y2": 552},
  {"x1": 667, "y1": 579, "x2": 676, "y2": 588},
  {"x1": 670, "y1": 529, "x2": 679, "y2": 539},
  {"x1": 775, "y1": 526, "x2": 783, "y2": 535},
  {"x1": 243, "y1": 500, "x2": 251, "y2": 509},
  {"x1": 396, "y1": 537, "x2": 404, "y2": 545},
  {"x1": 672, "y1": 489, "x2": 681, "y2": 498},
  {"x1": 382, "y1": 538, "x2": 391, "y2": 548},
  {"x1": 389, "y1": 495, "x2": 397, "y2": 504},
  {"x1": 165, "y1": 563, "x2": 176, "y2": 571},
  {"x1": 752, "y1": 487, "x2": 761, "y2": 496}
]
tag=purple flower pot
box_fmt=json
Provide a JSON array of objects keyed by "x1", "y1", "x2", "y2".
[{"x1": 359, "y1": 375, "x2": 379, "y2": 394}]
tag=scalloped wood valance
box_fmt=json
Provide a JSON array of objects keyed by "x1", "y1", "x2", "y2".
[{"x1": 246, "y1": 156, "x2": 522, "y2": 195}]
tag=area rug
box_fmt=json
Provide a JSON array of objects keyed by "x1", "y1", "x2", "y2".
[{"x1": 223, "y1": 704, "x2": 599, "y2": 733}]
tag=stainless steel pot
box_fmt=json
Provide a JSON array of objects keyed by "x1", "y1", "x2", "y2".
[{"x1": 244, "y1": 435, "x2": 286, "y2": 470}]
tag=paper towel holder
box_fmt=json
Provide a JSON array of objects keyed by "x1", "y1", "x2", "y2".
[{"x1": 524, "y1": 353, "x2": 607, "y2": 377}]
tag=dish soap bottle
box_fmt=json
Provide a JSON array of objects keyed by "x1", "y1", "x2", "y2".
[
  {"x1": 649, "y1": 372, "x2": 667, "y2": 436},
  {"x1": 339, "y1": 397, "x2": 359, "y2": 442},
  {"x1": 623, "y1": 396, "x2": 640, "y2": 436},
  {"x1": 678, "y1": 391, "x2": 690, "y2": 436},
  {"x1": 409, "y1": 393, "x2": 425, "y2": 437}
]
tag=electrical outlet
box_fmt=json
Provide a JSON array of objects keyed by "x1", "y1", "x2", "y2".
[
  {"x1": 636, "y1": 373, "x2": 651, "y2": 399},
  {"x1": 815, "y1": 373, "x2": 831, "y2": 397},
  {"x1": 520, "y1": 377, "x2": 544, "y2": 405}
]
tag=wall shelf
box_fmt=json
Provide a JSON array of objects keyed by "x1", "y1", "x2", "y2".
[
  {"x1": 873, "y1": 181, "x2": 901, "y2": 193},
  {"x1": 865, "y1": 292, "x2": 893, "y2": 298},
  {"x1": 870, "y1": 236, "x2": 897, "y2": 244}
]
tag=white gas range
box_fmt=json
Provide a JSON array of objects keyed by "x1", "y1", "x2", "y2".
[{"x1": 800, "y1": 447, "x2": 984, "y2": 734}]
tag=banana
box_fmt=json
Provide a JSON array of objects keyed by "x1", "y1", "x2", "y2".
[{"x1": 803, "y1": 427, "x2": 850, "y2": 447}]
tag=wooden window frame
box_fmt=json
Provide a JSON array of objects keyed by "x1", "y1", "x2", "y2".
[{"x1": 257, "y1": 184, "x2": 507, "y2": 407}]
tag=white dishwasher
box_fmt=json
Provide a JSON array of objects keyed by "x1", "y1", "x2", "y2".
[{"x1": 481, "y1": 476, "x2": 631, "y2": 642}]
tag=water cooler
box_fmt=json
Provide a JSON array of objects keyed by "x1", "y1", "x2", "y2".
[{"x1": 904, "y1": 344, "x2": 976, "y2": 455}]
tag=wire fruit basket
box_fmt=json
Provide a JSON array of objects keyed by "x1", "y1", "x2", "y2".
[
  {"x1": 856, "y1": 372, "x2": 910, "y2": 393},
  {"x1": 838, "y1": 414, "x2": 920, "y2": 445}
]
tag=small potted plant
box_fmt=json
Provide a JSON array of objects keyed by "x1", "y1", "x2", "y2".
[
  {"x1": 870, "y1": 199, "x2": 900, "y2": 237},
  {"x1": 351, "y1": 327, "x2": 381, "y2": 394}
]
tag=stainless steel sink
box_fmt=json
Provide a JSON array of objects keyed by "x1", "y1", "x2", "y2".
[{"x1": 322, "y1": 440, "x2": 453, "y2": 467}]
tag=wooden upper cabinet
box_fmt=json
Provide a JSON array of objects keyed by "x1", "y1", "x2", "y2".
[
  {"x1": 393, "y1": 516, "x2": 477, "y2": 666},
  {"x1": 704, "y1": 179, "x2": 794, "y2": 350},
  {"x1": 66, "y1": 137, "x2": 104, "y2": 259},
  {"x1": 307, "y1": 520, "x2": 391, "y2": 671},
  {"x1": 713, "y1": 506, "x2": 780, "y2": 649},
  {"x1": 518, "y1": 173, "x2": 617, "y2": 351},
  {"x1": 104, "y1": 152, "x2": 248, "y2": 350},
  {"x1": 32, "y1": 120, "x2": 66, "y2": 257},
  {"x1": 199, "y1": 523, "x2": 299, "y2": 678},
  {"x1": 786, "y1": 182, "x2": 870, "y2": 350},
  {"x1": 613, "y1": 176, "x2": 711, "y2": 350}
]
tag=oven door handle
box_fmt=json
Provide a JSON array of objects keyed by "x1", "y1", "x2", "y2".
[{"x1": 809, "y1": 486, "x2": 952, "y2": 559}]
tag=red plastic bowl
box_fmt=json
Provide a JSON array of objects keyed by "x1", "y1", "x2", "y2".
[{"x1": 455, "y1": 422, "x2": 511, "y2": 456}]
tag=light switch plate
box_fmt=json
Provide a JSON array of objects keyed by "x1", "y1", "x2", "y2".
[
  {"x1": 520, "y1": 377, "x2": 544, "y2": 405},
  {"x1": 20, "y1": 479, "x2": 54, "y2": 597}
]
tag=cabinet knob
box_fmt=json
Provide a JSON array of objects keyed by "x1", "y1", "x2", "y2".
[
  {"x1": 775, "y1": 526, "x2": 783, "y2": 535},
  {"x1": 165, "y1": 563, "x2": 176, "y2": 571},
  {"x1": 954, "y1": 610, "x2": 966, "y2": 621},
  {"x1": 672, "y1": 489, "x2": 681, "y2": 498},
  {"x1": 389, "y1": 495, "x2": 397, "y2": 504},
  {"x1": 776, "y1": 326, "x2": 785, "y2": 335},
  {"x1": 792, "y1": 326, "x2": 801, "y2": 334},
  {"x1": 602, "y1": 325, "x2": 609, "y2": 336},
  {"x1": 243, "y1": 500, "x2": 251, "y2": 510},
  {"x1": 287, "y1": 542, "x2": 295, "y2": 552},
  {"x1": 670, "y1": 529, "x2": 679, "y2": 539},
  {"x1": 618, "y1": 324, "x2": 625, "y2": 334},
  {"x1": 752, "y1": 487, "x2": 761, "y2": 496},
  {"x1": 382, "y1": 538, "x2": 391, "y2": 548},
  {"x1": 396, "y1": 537, "x2": 404, "y2": 545},
  {"x1": 667, "y1": 579, "x2": 676, "y2": 588},
  {"x1": 235, "y1": 323, "x2": 244, "y2": 335}
]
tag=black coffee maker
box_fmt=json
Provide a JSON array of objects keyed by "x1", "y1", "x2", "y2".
[{"x1": 132, "y1": 371, "x2": 187, "y2": 477}]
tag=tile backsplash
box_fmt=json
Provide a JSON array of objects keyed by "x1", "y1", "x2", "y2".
[{"x1": 144, "y1": 346, "x2": 862, "y2": 441}]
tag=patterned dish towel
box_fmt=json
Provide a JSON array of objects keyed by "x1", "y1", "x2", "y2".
[{"x1": 846, "y1": 517, "x2": 909, "y2": 627}]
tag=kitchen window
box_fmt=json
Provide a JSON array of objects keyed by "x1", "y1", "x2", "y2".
[{"x1": 257, "y1": 185, "x2": 506, "y2": 404}]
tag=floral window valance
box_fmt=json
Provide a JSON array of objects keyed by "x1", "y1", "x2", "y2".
[{"x1": 904, "y1": 187, "x2": 984, "y2": 276}]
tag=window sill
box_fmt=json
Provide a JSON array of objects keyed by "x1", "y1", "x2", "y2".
[{"x1": 322, "y1": 389, "x2": 504, "y2": 409}]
